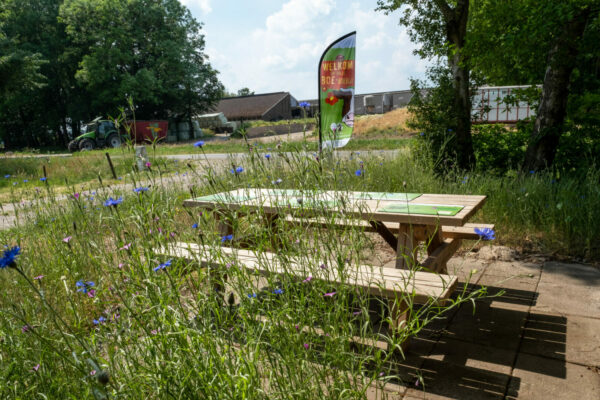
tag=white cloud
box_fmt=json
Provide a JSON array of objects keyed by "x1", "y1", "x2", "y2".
[
  {"x1": 180, "y1": 0, "x2": 212, "y2": 14},
  {"x1": 206, "y1": 0, "x2": 430, "y2": 99}
]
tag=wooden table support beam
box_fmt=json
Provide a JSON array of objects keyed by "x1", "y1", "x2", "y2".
[
  {"x1": 395, "y1": 224, "x2": 417, "y2": 269},
  {"x1": 369, "y1": 220, "x2": 398, "y2": 249},
  {"x1": 421, "y1": 238, "x2": 462, "y2": 274}
]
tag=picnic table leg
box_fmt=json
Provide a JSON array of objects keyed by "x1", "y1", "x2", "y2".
[
  {"x1": 425, "y1": 225, "x2": 447, "y2": 274},
  {"x1": 264, "y1": 212, "x2": 281, "y2": 249},
  {"x1": 388, "y1": 299, "x2": 411, "y2": 352},
  {"x1": 395, "y1": 224, "x2": 417, "y2": 269},
  {"x1": 215, "y1": 212, "x2": 234, "y2": 238}
]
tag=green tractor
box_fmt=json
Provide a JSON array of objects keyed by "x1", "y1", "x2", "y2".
[{"x1": 68, "y1": 117, "x2": 125, "y2": 152}]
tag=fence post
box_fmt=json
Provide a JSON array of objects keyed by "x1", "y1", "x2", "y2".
[{"x1": 105, "y1": 152, "x2": 117, "y2": 179}]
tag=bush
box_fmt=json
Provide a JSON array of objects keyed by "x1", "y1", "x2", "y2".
[
  {"x1": 553, "y1": 125, "x2": 600, "y2": 173},
  {"x1": 471, "y1": 124, "x2": 528, "y2": 174}
]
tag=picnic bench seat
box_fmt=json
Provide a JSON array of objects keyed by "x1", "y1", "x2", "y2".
[
  {"x1": 154, "y1": 241, "x2": 458, "y2": 346},
  {"x1": 283, "y1": 216, "x2": 494, "y2": 241}
]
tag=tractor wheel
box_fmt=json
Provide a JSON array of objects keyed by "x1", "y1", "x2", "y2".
[
  {"x1": 106, "y1": 134, "x2": 122, "y2": 148},
  {"x1": 68, "y1": 140, "x2": 78, "y2": 152},
  {"x1": 79, "y1": 139, "x2": 95, "y2": 151}
]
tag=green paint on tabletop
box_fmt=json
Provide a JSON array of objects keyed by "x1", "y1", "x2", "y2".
[
  {"x1": 378, "y1": 203, "x2": 464, "y2": 216},
  {"x1": 271, "y1": 197, "x2": 339, "y2": 209},
  {"x1": 192, "y1": 193, "x2": 256, "y2": 203},
  {"x1": 352, "y1": 192, "x2": 422, "y2": 201}
]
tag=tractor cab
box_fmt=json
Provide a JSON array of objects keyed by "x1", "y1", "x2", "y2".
[{"x1": 68, "y1": 117, "x2": 123, "y2": 151}]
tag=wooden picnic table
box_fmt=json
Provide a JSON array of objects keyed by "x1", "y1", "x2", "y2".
[{"x1": 183, "y1": 188, "x2": 488, "y2": 273}]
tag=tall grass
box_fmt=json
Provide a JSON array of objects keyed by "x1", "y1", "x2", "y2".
[
  {"x1": 0, "y1": 142, "x2": 597, "y2": 398},
  {"x1": 0, "y1": 145, "x2": 491, "y2": 398}
]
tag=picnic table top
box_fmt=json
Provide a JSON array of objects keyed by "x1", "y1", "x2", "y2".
[{"x1": 183, "y1": 188, "x2": 487, "y2": 227}]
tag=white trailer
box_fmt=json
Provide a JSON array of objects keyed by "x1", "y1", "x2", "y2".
[{"x1": 472, "y1": 85, "x2": 537, "y2": 123}]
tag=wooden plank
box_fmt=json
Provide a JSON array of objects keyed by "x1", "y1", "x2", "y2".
[
  {"x1": 395, "y1": 224, "x2": 417, "y2": 269},
  {"x1": 168, "y1": 242, "x2": 458, "y2": 286},
  {"x1": 421, "y1": 238, "x2": 462, "y2": 274},
  {"x1": 442, "y1": 223, "x2": 495, "y2": 240},
  {"x1": 369, "y1": 220, "x2": 398, "y2": 249},
  {"x1": 155, "y1": 243, "x2": 458, "y2": 302},
  {"x1": 183, "y1": 189, "x2": 488, "y2": 227}
]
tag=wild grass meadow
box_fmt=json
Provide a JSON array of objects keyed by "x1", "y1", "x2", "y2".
[{"x1": 0, "y1": 141, "x2": 598, "y2": 398}]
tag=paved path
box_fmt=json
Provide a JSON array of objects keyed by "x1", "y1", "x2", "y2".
[
  {"x1": 373, "y1": 246, "x2": 600, "y2": 399},
  {"x1": 162, "y1": 149, "x2": 399, "y2": 161},
  {"x1": 2, "y1": 153, "x2": 72, "y2": 158}
]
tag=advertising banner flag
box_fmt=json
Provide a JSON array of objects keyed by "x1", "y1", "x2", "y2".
[{"x1": 319, "y1": 31, "x2": 356, "y2": 149}]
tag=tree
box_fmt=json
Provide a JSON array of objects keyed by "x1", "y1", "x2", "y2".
[
  {"x1": 468, "y1": 0, "x2": 600, "y2": 171},
  {"x1": 59, "y1": 0, "x2": 223, "y2": 120},
  {"x1": 0, "y1": 0, "x2": 75, "y2": 148},
  {"x1": 237, "y1": 87, "x2": 254, "y2": 96},
  {"x1": 377, "y1": 0, "x2": 475, "y2": 169}
]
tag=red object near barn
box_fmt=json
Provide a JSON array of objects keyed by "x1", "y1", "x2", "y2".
[{"x1": 124, "y1": 120, "x2": 168, "y2": 143}]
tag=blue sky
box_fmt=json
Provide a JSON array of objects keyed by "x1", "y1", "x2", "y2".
[{"x1": 180, "y1": 0, "x2": 430, "y2": 99}]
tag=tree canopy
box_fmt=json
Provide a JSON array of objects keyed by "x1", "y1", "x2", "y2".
[
  {"x1": 0, "y1": 0, "x2": 223, "y2": 148},
  {"x1": 379, "y1": 0, "x2": 600, "y2": 172}
]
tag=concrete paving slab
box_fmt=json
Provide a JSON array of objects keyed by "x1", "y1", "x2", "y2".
[
  {"x1": 521, "y1": 313, "x2": 600, "y2": 366},
  {"x1": 446, "y1": 258, "x2": 488, "y2": 283},
  {"x1": 477, "y1": 273, "x2": 539, "y2": 312},
  {"x1": 428, "y1": 338, "x2": 515, "y2": 376},
  {"x1": 480, "y1": 260, "x2": 542, "y2": 280},
  {"x1": 540, "y1": 261, "x2": 600, "y2": 286},
  {"x1": 403, "y1": 357, "x2": 511, "y2": 400},
  {"x1": 442, "y1": 297, "x2": 527, "y2": 352},
  {"x1": 505, "y1": 353, "x2": 600, "y2": 400},
  {"x1": 532, "y1": 262, "x2": 600, "y2": 317}
]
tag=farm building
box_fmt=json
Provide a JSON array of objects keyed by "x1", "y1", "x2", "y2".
[
  {"x1": 214, "y1": 92, "x2": 298, "y2": 121},
  {"x1": 299, "y1": 89, "x2": 414, "y2": 116},
  {"x1": 300, "y1": 85, "x2": 537, "y2": 123}
]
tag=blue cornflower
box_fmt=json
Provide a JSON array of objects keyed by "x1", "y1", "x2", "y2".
[
  {"x1": 103, "y1": 197, "x2": 123, "y2": 207},
  {"x1": 355, "y1": 169, "x2": 363, "y2": 177},
  {"x1": 265, "y1": 154, "x2": 271, "y2": 160},
  {"x1": 192, "y1": 223, "x2": 198, "y2": 229},
  {"x1": 93, "y1": 316, "x2": 107, "y2": 325},
  {"x1": 133, "y1": 187, "x2": 149, "y2": 193},
  {"x1": 272, "y1": 289, "x2": 283, "y2": 295},
  {"x1": 154, "y1": 259, "x2": 172, "y2": 272},
  {"x1": 194, "y1": 141, "x2": 205, "y2": 148},
  {"x1": 0, "y1": 246, "x2": 21, "y2": 269},
  {"x1": 236, "y1": 166, "x2": 244, "y2": 173},
  {"x1": 76, "y1": 280, "x2": 95, "y2": 294},
  {"x1": 40, "y1": 177, "x2": 47, "y2": 182},
  {"x1": 299, "y1": 101, "x2": 311, "y2": 109},
  {"x1": 474, "y1": 227, "x2": 495, "y2": 241},
  {"x1": 271, "y1": 178, "x2": 282, "y2": 185},
  {"x1": 4, "y1": 174, "x2": 10, "y2": 178},
  {"x1": 23, "y1": 179, "x2": 28, "y2": 183},
  {"x1": 247, "y1": 293, "x2": 257, "y2": 298},
  {"x1": 447, "y1": 128, "x2": 453, "y2": 132},
  {"x1": 221, "y1": 234, "x2": 233, "y2": 243},
  {"x1": 529, "y1": 170, "x2": 535, "y2": 174},
  {"x1": 419, "y1": 132, "x2": 425, "y2": 137}
]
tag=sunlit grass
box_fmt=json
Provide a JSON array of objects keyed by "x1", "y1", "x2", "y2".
[{"x1": 0, "y1": 140, "x2": 598, "y2": 398}]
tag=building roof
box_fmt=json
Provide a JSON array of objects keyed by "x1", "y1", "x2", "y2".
[
  {"x1": 214, "y1": 92, "x2": 290, "y2": 120},
  {"x1": 298, "y1": 89, "x2": 414, "y2": 105}
]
